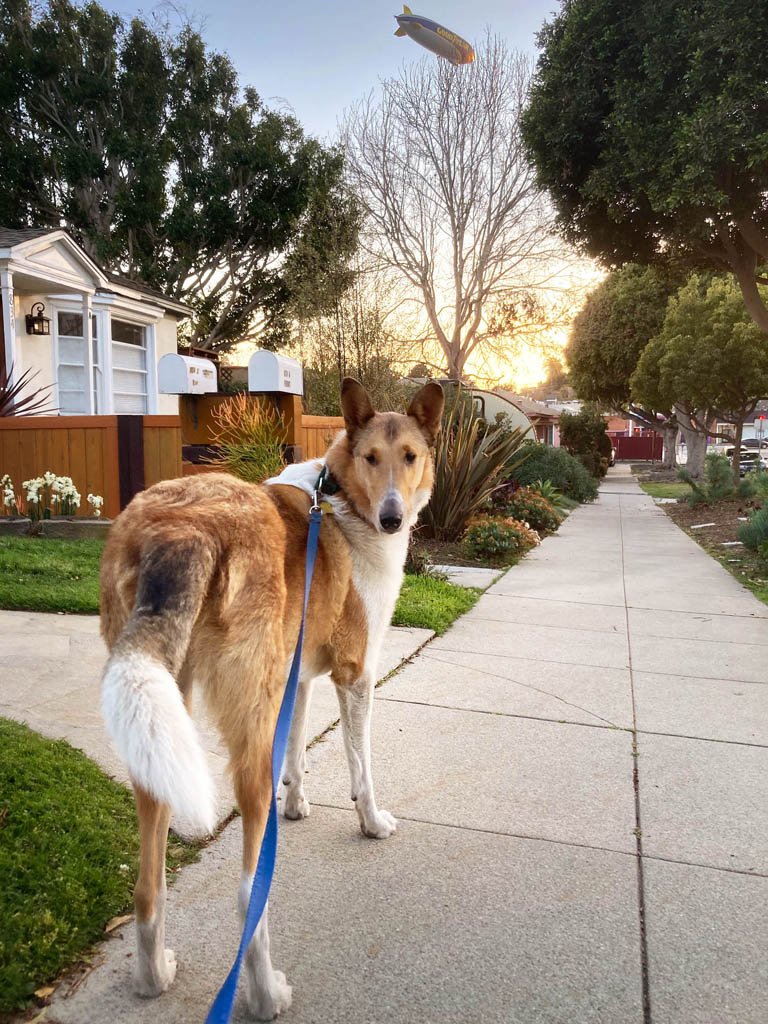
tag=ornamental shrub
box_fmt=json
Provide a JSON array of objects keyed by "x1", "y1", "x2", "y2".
[
  {"x1": 738, "y1": 505, "x2": 768, "y2": 551},
  {"x1": 679, "y1": 453, "x2": 754, "y2": 508},
  {"x1": 510, "y1": 443, "x2": 599, "y2": 503},
  {"x1": 500, "y1": 487, "x2": 563, "y2": 535},
  {"x1": 464, "y1": 515, "x2": 540, "y2": 563}
]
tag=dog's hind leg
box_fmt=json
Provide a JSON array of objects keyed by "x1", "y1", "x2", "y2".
[
  {"x1": 232, "y1": 724, "x2": 292, "y2": 1020},
  {"x1": 279, "y1": 673, "x2": 314, "y2": 820},
  {"x1": 133, "y1": 784, "x2": 176, "y2": 996},
  {"x1": 334, "y1": 670, "x2": 397, "y2": 839}
]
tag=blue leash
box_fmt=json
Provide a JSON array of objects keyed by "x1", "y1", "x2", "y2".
[{"x1": 206, "y1": 501, "x2": 324, "y2": 1023}]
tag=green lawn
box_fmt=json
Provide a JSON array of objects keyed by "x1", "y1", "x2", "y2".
[
  {"x1": 0, "y1": 537, "x2": 103, "y2": 614},
  {"x1": 0, "y1": 537, "x2": 485, "y2": 635},
  {"x1": 393, "y1": 575, "x2": 483, "y2": 634},
  {"x1": 0, "y1": 718, "x2": 199, "y2": 1013},
  {"x1": 638, "y1": 481, "x2": 690, "y2": 500}
]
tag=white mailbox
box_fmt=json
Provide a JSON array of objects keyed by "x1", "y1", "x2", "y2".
[
  {"x1": 158, "y1": 354, "x2": 218, "y2": 395},
  {"x1": 248, "y1": 350, "x2": 303, "y2": 396}
]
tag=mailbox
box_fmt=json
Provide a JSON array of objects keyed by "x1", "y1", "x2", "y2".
[
  {"x1": 248, "y1": 350, "x2": 303, "y2": 396},
  {"x1": 158, "y1": 354, "x2": 218, "y2": 395}
]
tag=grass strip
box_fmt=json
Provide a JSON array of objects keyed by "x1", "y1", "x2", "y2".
[
  {"x1": 0, "y1": 718, "x2": 199, "y2": 1013},
  {"x1": 0, "y1": 537, "x2": 104, "y2": 614},
  {"x1": 393, "y1": 575, "x2": 482, "y2": 635}
]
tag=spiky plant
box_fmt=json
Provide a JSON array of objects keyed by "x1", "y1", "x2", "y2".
[
  {"x1": 420, "y1": 389, "x2": 531, "y2": 542},
  {"x1": 0, "y1": 366, "x2": 55, "y2": 417}
]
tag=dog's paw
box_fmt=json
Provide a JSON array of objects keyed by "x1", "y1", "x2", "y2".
[
  {"x1": 360, "y1": 808, "x2": 397, "y2": 839},
  {"x1": 135, "y1": 948, "x2": 177, "y2": 997},
  {"x1": 282, "y1": 789, "x2": 310, "y2": 820},
  {"x1": 246, "y1": 970, "x2": 292, "y2": 1020}
]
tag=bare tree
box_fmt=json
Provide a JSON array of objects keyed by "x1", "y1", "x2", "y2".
[{"x1": 343, "y1": 34, "x2": 563, "y2": 380}]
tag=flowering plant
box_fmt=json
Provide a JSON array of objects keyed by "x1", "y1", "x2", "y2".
[
  {"x1": 1, "y1": 471, "x2": 101, "y2": 520},
  {"x1": 464, "y1": 515, "x2": 541, "y2": 563},
  {"x1": 2, "y1": 474, "x2": 19, "y2": 516},
  {"x1": 87, "y1": 493, "x2": 104, "y2": 517}
]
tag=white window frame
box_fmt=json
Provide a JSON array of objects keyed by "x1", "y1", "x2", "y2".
[{"x1": 48, "y1": 293, "x2": 161, "y2": 415}]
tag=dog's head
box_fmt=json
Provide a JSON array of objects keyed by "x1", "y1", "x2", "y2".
[{"x1": 325, "y1": 378, "x2": 444, "y2": 534}]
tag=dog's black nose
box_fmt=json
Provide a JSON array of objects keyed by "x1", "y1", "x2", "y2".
[{"x1": 379, "y1": 512, "x2": 403, "y2": 533}]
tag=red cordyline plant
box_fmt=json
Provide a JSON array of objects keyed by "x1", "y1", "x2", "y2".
[{"x1": 0, "y1": 365, "x2": 55, "y2": 417}]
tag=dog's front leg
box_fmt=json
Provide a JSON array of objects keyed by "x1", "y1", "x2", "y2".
[
  {"x1": 335, "y1": 672, "x2": 397, "y2": 839},
  {"x1": 279, "y1": 674, "x2": 313, "y2": 820}
]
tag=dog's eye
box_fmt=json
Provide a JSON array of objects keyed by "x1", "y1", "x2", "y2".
[
  {"x1": 365, "y1": 453, "x2": 377, "y2": 466},
  {"x1": 404, "y1": 451, "x2": 416, "y2": 465}
]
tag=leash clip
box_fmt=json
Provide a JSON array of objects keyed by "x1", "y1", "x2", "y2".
[{"x1": 310, "y1": 488, "x2": 321, "y2": 514}]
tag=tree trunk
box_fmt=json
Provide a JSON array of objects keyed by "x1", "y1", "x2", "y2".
[
  {"x1": 731, "y1": 420, "x2": 744, "y2": 483},
  {"x1": 661, "y1": 423, "x2": 678, "y2": 469},
  {"x1": 675, "y1": 408, "x2": 707, "y2": 479}
]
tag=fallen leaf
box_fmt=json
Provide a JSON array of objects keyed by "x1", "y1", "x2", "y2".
[
  {"x1": 105, "y1": 913, "x2": 133, "y2": 933},
  {"x1": 34, "y1": 986, "x2": 55, "y2": 999}
]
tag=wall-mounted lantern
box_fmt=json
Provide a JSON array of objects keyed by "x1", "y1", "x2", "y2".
[{"x1": 25, "y1": 302, "x2": 51, "y2": 336}]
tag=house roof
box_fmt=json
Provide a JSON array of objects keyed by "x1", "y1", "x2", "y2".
[
  {"x1": 0, "y1": 226, "x2": 191, "y2": 317},
  {"x1": 0, "y1": 227, "x2": 59, "y2": 247},
  {"x1": 494, "y1": 390, "x2": 560, "y2": 422}
]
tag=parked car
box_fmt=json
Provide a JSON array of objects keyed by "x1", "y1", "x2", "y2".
[
  {"x1": 725, "y1": 448, "x2": 767, "y2": 475},
  {"x1": 742, "y1": 438, "x2": 768, "y2": 451}
]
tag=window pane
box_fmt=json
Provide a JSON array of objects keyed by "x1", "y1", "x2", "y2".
[
  {"x1": 91, "y1": 314, "x2": 98, "y2": 339},
  {"x1": 59, "y1": 337, "x2": 85, "y2": 364},
  {"x1": 112, "y1": 345, "x2": 145, "y2": 371},
  {"x1": 112, "y1": 319, "x2": 145, "y2": 346},
  {"x1": 58, "y1": 388, "x2": 88, "y2": 414},
  {"x1": 114, "y1": 392, "x2": 147, "y2": 413},
  {"x1": 58, "y1": 312, "x2": 83, "y2": 337}
]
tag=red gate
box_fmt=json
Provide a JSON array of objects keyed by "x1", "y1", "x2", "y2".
[{"x1": 613, "y1": 434, "x2": 663, "y2": 461}]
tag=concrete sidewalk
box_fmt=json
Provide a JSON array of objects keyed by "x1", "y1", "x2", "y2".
[{"x1": 21, "y1": 466, "x2": 768, "y2": 1022}]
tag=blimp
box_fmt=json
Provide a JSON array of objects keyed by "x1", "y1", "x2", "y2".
[{"x1": 394, "y1": 6, "x2": 475, "y2": 65}]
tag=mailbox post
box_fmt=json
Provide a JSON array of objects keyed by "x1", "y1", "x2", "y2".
[{"x1": 248, "y1": 351, "x2": 304, "y2": 463}]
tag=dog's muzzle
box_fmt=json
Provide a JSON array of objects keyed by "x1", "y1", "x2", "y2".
[{"x1": 378, "y1": 495, "x2": 404, "y2": 534}]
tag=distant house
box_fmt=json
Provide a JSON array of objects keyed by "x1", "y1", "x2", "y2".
[
  {"x1": 494, "y1": 390, "x2": 561, "y2": 446},
  {"x1": 0, "y1": 228, "x2": 191, "y2": 415}
]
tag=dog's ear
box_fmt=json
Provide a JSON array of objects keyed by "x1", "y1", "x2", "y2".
[
  {"x1": 407, "y1": 381, "x2": 444, "y2": 446},
  {"x1": 341, "y1": 378, "x2": 375, "y2": 439}
]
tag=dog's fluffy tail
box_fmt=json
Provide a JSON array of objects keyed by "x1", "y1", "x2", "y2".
[{"x1": 101, "y1": 538, "x2": 217, "y2": 835}]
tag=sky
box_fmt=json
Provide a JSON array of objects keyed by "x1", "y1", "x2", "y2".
[
  {"x1": 114, "y1": 0, "x2": 572, "y2": 387},
  {"x1": 136, "y1": 0, "x2": 561, "y2": 142}
]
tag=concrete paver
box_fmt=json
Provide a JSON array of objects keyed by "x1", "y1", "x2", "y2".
[
  {"x1": 638, "y1": 733, "x2": 768, "y2": 873},
  {"x1": 634, "y1": 671, "x2": 768, "y2": 745},
  {"x1": 48, "y1": 810, "x2": 645, "y2": 1024},
  {"x1": 432, "y1": 616, "x2": 630, "y2": 669},
  {"x1": 306, "y1": 700, "x2": 638, "y2": 853},
  {"x1": 643, "y1": 859, "x2": 768, "y2": 1024},
  {"x1": 9, "y1": 464, "x2": 768, "y2": 1024},
  {"x1": 381, "y1": 647, "x2": 635, "y2": 728}
]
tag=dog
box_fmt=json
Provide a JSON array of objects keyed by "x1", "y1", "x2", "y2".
[{"x1": 99, "y1": 377, "x2": 444, "y2": 1019}]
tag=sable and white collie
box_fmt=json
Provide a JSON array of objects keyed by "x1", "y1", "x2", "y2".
[{"x1": 99, "y1": 378, "x2": 444, "y2": 1018}]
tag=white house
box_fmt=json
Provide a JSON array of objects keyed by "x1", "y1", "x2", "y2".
[{"x1": 0, "y1": 228, "x2": 191, "y2": 416}]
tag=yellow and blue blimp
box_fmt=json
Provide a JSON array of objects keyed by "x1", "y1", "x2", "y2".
[{"x1": 394, "y1": 6, "x2": 475, "y2": 65}]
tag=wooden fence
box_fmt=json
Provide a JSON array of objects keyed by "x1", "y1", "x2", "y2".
[
  {"x1": 0, "y1": 401, "x2": 342, "y2": 521},
  {"x1": 300, "y1": 415, "x2": 344, "y2": 459},
  {"x1": 0, "y1": 415, "x2": 182, "y2": 520}
]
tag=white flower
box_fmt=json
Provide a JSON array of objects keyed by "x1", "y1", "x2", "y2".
[
  {"x1": 87, "y1": 493, "x2": 104, "y2": 517},
  {"x1": 43, "y1": 470, "x2": 57, "y2": 486}
]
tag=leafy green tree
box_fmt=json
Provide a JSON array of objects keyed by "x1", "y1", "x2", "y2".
[
  {"x1": 632, "y1": 275, "x2": 768, "y2": 479},
  {"x1": 559, "y1": 406, "x2": 612, "y2": 479},
  {"x1": 522, "y1": 0, "x2": 768, "y2": 333},
  {"x1": 567, "y1": 264, "x2": 679, "y2": 465},
  {"x1": 0, "y1": 0, "x2": 358, "y2": 351}
]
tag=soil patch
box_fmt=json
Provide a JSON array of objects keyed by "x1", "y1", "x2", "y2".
[
  {"x1": 661, "y1": 497, "x2": 768, "y2": 604},
  {"x1": 664, "y1": 496, "x2": 760, "y2": 545}
]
